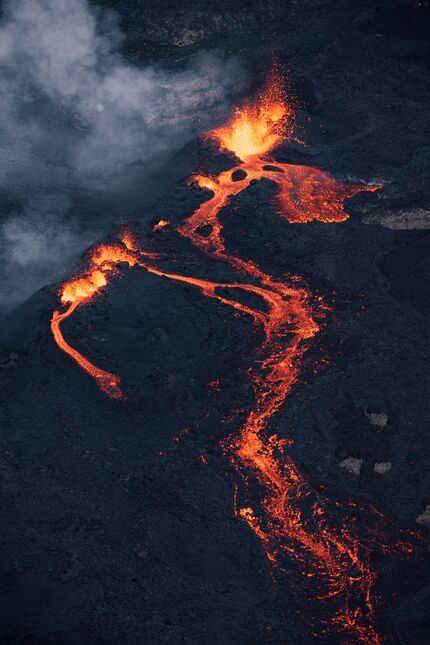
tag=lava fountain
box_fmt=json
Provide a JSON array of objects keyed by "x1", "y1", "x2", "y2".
[
  {"x1": 212, "y1": 64, "x2": 295, "y2": 160},
  {"x1": 50, "y1": 68, "x2": 423, "y2": 643}
]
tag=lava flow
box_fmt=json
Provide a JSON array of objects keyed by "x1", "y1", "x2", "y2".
[
  {"x1": 179, "y1": 68, "x2": 379, "y2": 261},
  {"x1": 176, "y1": 73, "x2": 412, "y2": 643},
  {"x1": 50, "y1": 68, "x2": 423, "y2": 643},
  {"x1": 50, "y1": 241, "x2": 150, "y2": 399}
]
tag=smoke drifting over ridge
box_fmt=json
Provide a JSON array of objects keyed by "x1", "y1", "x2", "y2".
[{"x1": 0, "y1": 0, "x2": 245, "y2": 307}]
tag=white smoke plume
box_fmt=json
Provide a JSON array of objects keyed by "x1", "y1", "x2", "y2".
[{"x1": 0, "y1": 0, "x2": 245, "y2": 306}]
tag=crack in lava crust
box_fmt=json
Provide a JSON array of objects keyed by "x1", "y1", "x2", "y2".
[{"x1": 50, "y1": 69, "x2": 424, "y2": 643}]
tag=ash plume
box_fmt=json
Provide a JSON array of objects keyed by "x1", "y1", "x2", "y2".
[{"x1": 0, "y1": 0, "x2": 245, "y2": 307}]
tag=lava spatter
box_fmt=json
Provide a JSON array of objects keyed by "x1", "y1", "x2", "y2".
[
  {"x1": 49, "y1": 67, "x2": 422, "y2": 643},
  {"x1": 211, "y1": 64, "x2": 296, "y2": 161}
]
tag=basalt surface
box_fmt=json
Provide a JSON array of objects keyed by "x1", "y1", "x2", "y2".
[{"x1": 1, "y1": 1, "x2": 430, "y2": 644}]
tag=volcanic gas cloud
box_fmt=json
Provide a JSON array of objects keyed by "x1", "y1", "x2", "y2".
[{"x1": 50, "y1": 68, "x2": 424, "y2": 643}]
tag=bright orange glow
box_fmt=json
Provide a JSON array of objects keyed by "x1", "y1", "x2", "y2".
[
  {"x1": 50, "y1": 233, "x2": 161, "y2": 399},
  {"x1": 60, "y1": 244, "x2": 139, "y2": 307},
  {"x1": 211, "y1": 66, "x2": 295, "y2": 161},
  {"x1": 51, "y1": 303, "x2": 124, "y2": 400},
  {"x1": 179, "y1": 163, "x2": 380, "y2": 262},
  {"x1": 152, "y1": 219, "x2": 169, "y2": 232},
  {"x1": 60, "y1": 270, "x2": 107, "y2": 305},
  {"x1": 49, "y1": 68, "x2": 421, "y2": 644},
  {"x1": 121, "y1": 230, "x2": 139, "y2": 251},
  {"x1": 51, "y1": 243, "x2": 141, "y2": 399},
  {"x1": 193, "y1": 175, "x2": 218, "y2": 192}
]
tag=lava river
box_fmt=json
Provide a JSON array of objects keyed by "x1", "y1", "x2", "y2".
[{"x1": 50, "y1": 69, "x2": 424, "y2": 643}]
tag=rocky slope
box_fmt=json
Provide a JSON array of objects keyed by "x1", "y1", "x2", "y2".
[{"x1": 1, "y1": 1, "x2": 429, "y2": 643}]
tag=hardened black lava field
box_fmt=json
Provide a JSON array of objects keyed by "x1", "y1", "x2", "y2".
[{"x1": 1, "y1": 1, "x2": 430, "y2": 644}]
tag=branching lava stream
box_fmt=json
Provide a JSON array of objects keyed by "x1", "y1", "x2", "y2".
[{"x1": 51, "y1": 69, "x2": 424, "y2": 642}]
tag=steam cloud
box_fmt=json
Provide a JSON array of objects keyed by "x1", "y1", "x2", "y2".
[{"x1": 0, "y1": 0, "x2": 245, "y2": 307}]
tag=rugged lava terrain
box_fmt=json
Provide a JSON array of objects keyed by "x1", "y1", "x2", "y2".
[{"x1": 1, "y1": 1, "x2": 430, "y2": 644}]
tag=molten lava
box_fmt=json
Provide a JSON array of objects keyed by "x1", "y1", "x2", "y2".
[
  {"x1": 152, "y1": 219, "x2": 169, "y2": 232},
  {"x1": 212, "y1": 65, "x2": 295, "y2": 160},
  {"x1": 180, "y1": 69, "x2": 379, "y2": 261},
  {"x1": 50, "y1": 68, "x2": 423, "y2": 643},
  {"x1": 51, "y1": 243, "x2": 146, "y2": 399}
]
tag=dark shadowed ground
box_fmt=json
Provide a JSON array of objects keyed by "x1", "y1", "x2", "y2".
[{"x1": 1, "y1": 1, "x2": 430, "y2": 643}]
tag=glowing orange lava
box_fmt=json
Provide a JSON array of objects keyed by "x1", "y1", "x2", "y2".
[
  {"x1": 50, "y1": 243, "x2": 147, "y2": 399},
  {"x1": 152, "y1": 219, "x2": 169, "y2": 232},
  {"x1": 212, "y1": 65, "x2": 295, "y2": 160},
  {"x1": 179, "y1": 70, "x2": 393, "y2": 643},
  {"x1": 49, "y1": 69, "x2": 422, "y2": 643},
  {"x1": 180, "y1": 68, "x2": 379, "y2": 261}
]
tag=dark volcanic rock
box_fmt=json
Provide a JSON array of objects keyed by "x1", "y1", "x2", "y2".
[
  {"x1": 231, "y1": 168, "x2": 248, "y2": 182},
  {"x1": 1, "y1": 1, "x2": 430, "y2": 644}
]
